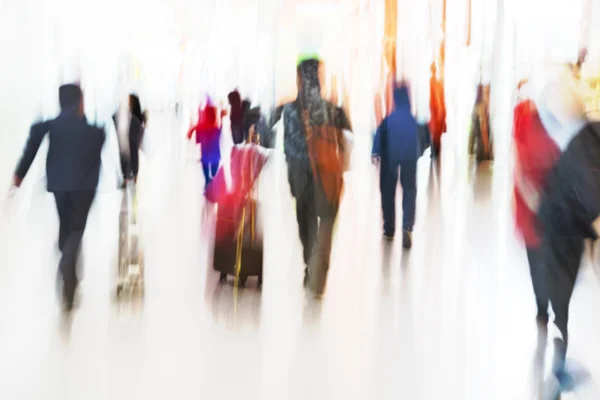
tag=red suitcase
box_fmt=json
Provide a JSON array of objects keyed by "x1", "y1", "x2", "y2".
[{"x1": 206, "y1": 144, "x2": 268, "y2": 287}]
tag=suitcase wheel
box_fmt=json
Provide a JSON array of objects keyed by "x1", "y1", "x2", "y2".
[
  {"x1": 219, "y1": 272, "x2": 227, "y2": 284},
  {"x1": 258, "y1": 274, "x2": 263, "y2": 288},
  {"x1": 237, "y1": 275, "x2": 247, "y2": 288}
]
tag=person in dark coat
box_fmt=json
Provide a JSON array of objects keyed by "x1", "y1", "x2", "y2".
[
  {"x1": 114, "y1": 94, "x2": 144, "y2": 184},
  {"x1": 228, "y1": 90, "x2": 244, "y2": 144},
  {"x1": 261, "y1": 58, "x2": 353, "y2": 297},
  {"x1": 372, "y1": 84, "x2": 421, "y2": 248},
  {"x1": 12, "y1": 84, "x2": 105, "y2": 310},
  {"x1": 537, "y1": 123, "x2": 600, "y2": 396}
]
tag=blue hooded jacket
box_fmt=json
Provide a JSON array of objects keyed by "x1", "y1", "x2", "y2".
[{"x1": 372, "y1": 86, "x2": 420, "y2": 162}]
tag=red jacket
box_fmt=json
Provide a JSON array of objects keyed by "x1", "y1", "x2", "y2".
[
  {"x1": 428, "y1": 77, "x2": 446, "y2": 145},
  {"x1": 205, "y1": 145, "x2": 269, "y2": 243},
  {"x1": 188, "y1": 106, "x2": 221, "y2": 163},
  {"x1": 513, "y1": 100, "x2": 560, "y2": 247}
]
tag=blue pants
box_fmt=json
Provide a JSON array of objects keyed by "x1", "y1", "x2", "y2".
[
  {"x1": 380, "y1": 159, "x2": 417, "y2": 235},
  {"x1": 202, "y1": 161, "x2": 219, "y2": 186}
]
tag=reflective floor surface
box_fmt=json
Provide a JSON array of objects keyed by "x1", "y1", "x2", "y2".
[{"x1": 1, "y1": 121, "x2": 600, "y2": 400}]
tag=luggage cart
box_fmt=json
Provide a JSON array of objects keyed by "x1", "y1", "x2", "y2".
[{"x1": 116, "y1": 181, "x2": 144, "y2": 297}]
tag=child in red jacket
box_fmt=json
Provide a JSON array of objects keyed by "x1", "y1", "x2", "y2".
[{"x1": 188, "y1": 105, "x2": 221, "y2": 186}]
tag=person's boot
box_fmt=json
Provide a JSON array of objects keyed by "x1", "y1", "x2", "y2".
[
  {"x1": 536, "y1": 315, "x2": 549, "y2": 348},
  {"x1": 303, "y1": 266, "x2": 309, "y2": 287},
  {"x1": 402, "y1": 229, "x2": 412, "y2": 249},
  {"x1": 552, "y1": 339, "x2": 575, "y2": 392},
  {"x1": 62, "y1": 286, "x2": 75, "y2": 312}
]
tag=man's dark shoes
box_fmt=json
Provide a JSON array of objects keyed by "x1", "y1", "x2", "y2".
[{"x1": 402, "y1": 230, "x2": 412, "y2": 249}]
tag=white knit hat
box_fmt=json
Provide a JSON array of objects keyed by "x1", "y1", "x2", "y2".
[{"x1": 537, "y1": 65, "x2": 587, "y2": 150}]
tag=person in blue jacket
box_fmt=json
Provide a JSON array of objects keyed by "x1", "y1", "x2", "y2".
[{"x1": 372, "y1": 84, "x2": 424, "y2": 249}]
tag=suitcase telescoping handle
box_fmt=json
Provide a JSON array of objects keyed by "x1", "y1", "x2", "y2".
[{"x1": 124, "y1": 181, "x2": 138, "y2": 224}]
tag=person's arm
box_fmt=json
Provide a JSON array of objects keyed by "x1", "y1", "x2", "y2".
[
  {"x1": 258, "y1": 106, "x2": 283, "y2": 149},
  {"x1": 334, "y1": 106, "x2": 353, "y2": 170},
  {"x1": 372, "y1": 120, "x2": 384, "y2": 156},
  {"x1": 187, "y1": 125, "x2": 196, "y2": 140},
  {"x1": 13, "y1": 121, "x2": 51, "y2": 187},
  {"x1": 335, "y1": 105, "x2": 352, "y2": 132},
  {"x1": 514, "y1": 156, "x2": 541, "y2": 211},
  {"x1": 575, "y1": 163, "x2": 600, "y2": 238}
]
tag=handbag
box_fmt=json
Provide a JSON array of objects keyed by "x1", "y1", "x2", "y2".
[{"x1": 301, "y1": 108, "x2": 345, "y2": 208}]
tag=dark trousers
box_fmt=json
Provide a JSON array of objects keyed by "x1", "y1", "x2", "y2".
[
  {"x1": 380, "y1": 159, "x2": 417, "y2": 235},
  {"x1": 53, "y1": 191, "x2": 95, "y2": 304},
  {"x1": 202, "y1": 161, "x2": 220, "y2": 186},
  {"x1": 525, "y1": 246, "x2": 549, "y2": 322},
  {"x1": 288, "y1": 162, "x2": 340, "y2": 295},
  {"x1": 542, "y1": 233, "x2": 584, "y2": 372},
  {"x1": 120, "y1": 153, "x2": 131, "y2": 180}
]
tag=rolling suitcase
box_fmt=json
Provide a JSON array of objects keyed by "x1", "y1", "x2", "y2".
[
  {"x1": 116, "y1": 181, "x2": 144, "y2": 297},
  {"x1": 213, "y1": 198, "x2": 263, "y2": 288},
  {"x1": 207, "y1": 144, "x2": 268, "y2": 288}
]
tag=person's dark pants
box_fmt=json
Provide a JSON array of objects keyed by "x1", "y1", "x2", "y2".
[
  {"x1": 202, "y1": 161, "x2": 220, "y2": 186},
  {"x1": 120, "y1": 154, "x2": 131, "y2": 181},
  {"x1": 380, "y1": 159, "x2": 417, "y2": 236},
  {"x1": 53, "y1": 191, "x2": 96, "y2": 305},
  {"x1": 525, "y1": 245, "x2": 550, "y2": 323},
  {"x1": 541, "y1": 232, "x2": 584, "y2": 374},
  {"x1": 288, "y1": 161, "x2": 340, "y2": 295}
]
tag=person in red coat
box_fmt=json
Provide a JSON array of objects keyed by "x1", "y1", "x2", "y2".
[
  {"x1": 513, "y1": 93, "x2": 561, "y2": 328},
  {"x1": 428, "y1": 63, "x2": 446, "y2": 158}
]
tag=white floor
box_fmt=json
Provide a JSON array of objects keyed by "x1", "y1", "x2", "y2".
[{"x1": 1, "y1": 120, "x2": 600, "y2": 400}]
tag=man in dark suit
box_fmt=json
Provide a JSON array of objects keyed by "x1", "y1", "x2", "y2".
[{"x1": 12, "y1": 84, "x2": 105, "y2": 310}]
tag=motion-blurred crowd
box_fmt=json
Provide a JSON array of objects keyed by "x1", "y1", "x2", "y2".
[{"x1": 8, "y1": 43, "x2": 600, "y2": 399}]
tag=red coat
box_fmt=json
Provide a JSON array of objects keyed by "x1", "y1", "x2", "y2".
[
  {"x1": 513, "y1": 100, "x2": 560, "y2": 247},
  {"x1": 428, "y1": 78, "x2": 446, "y2": 147}
]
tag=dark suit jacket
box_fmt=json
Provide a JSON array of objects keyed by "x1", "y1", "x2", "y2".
[{"x1": 15, "y1": 109, "x2": 105, "y2": 192}]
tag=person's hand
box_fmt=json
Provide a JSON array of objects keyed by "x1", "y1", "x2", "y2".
[
  {"x1": 371, "y1": 155, "x2": 380, "y2": 166},
  {"x1": 248, "y1": 124, "x2": 256, "y2": 143}
]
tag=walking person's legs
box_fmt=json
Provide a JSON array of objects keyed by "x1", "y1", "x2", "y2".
[
  {"x1": 543, "y1": 236, "x2": 583, "y2": 383},
  {"x1": 399, "y1": 160, "x2": 417, "y2": 248},
  {"x1": 308, "y1": 215, "x2": 336, "y2": 296},
  {"x1": 57, "y1": 191, "x2": 96, "y2": 309},
  {"x1": 525, "y1": 246, "x2": 550, "y2": 326},
  {"x1": 210, "y1": 162, "x2": 220, "y2": 180},
  {"x1": 202, "y1": 161, "x2": 212, "y2": 186},
  {"x1": 53, "y1": 192, "x2": 71, "y2": 252},
  {"x1": 307, "y1": 171, "x2": 342, "y2": 297},
  {"x1": 380, "y1": 162, "x2": 399, "y2": 238},
  {"x1": 288, "y1": 165, "x2": 318, "y2": 284}
]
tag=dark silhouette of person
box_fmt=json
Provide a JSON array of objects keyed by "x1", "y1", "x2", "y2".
[
  {"x1": 113, "y1": 94, "x2": 144, "y2": 184},
  {"x1": 262, "y1": 58, "x2": 352, "y2": 297},
  {"x1": 12, "y1": 84, "x2": 105, "y2": 310},
  {"x1": 228, "y1": 90, "x2": 244, "y2": 144},
  {"x1": 372, "y1": 84, "x2": 420, "y2": 248}
]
